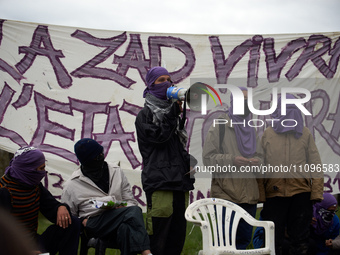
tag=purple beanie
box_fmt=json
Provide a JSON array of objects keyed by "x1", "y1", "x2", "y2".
[{"x1": 146, "y1": 67, "x2": 170, "y2": 86}]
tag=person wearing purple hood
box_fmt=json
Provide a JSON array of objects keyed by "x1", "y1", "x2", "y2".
[
  {"x1": 135, "y1": 66, "x2": 197, "y2": 255},
  {"x1": 202, "y1": 87, "x2": 263, "y2": 249},
  {"x1": 259, "y1": 94, "x2": 324, "y2": 255},
  {"x1": 308, "y1": 193, "x2": 340, "y2": 255},
  {"x1": 0, "y1": 146, "x2": 81, "y2": 255}
]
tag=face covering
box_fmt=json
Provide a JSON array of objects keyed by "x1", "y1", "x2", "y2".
[
  {"x1": 227, "y1": 88, "x2": 256, "y2": 158},
  {"x1": 5, "y1": 147, "x2": 46, "y2": 186},
  {"x1": 143, "y1": 66, "x2": 171, "y2": 99},
  {"x1": 81, "y1": 153, "x2": 105, "y2": 183},
  {"x1": 313, "y1": 193, "x2": 338, "y2": 235},
  {"x1": 241, "y1": 99, "x2": 251, "y2": 118},
  {"x1": 147, "y1": 81, "x2": 173, "y2": 100},
  {"x1": 271, "y1": 94, "x2": 304, "y2": 139},
  {"x1": 320, "y1": 208, "x2": 336, "y2": 223}
]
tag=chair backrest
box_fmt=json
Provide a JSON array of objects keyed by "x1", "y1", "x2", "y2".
[{"x1": 185, "y1": 198, "x2": 275, "y2": 255}]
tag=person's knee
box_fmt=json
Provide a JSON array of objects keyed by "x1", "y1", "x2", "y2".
[
  {"x1": 125, "y1": 206, "x2": 143, "y2": 218},
  {"x1": 72, "y1": 215, "x2": 81, "y2": 225},
  {"x1": 68, "y1": 215, "x2": 81, "y2": 234},
  {"x1": 128, "y1": 206, "x2": 142, "y2": 213},
  {"x1": 122, "y1": 206, "x2": 144, "y2": 226}
]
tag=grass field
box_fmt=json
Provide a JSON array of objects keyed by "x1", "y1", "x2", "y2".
[
  {"x1": 37, "y1": 213, "x2": 202, "y2": 255},
  {"x1": 37, "y1": 208, "x2": 340, "y2": 255},
  {"x1": 37, "y1": 209, "x2": 260, "y2": 255}
]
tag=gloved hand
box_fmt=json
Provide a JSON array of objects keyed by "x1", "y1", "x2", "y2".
[{"x1": 168, "y1": 101, "x2": 181, "y2": 117}]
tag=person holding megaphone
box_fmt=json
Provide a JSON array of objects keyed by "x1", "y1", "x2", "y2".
[{"x1": 135, "y1": 66, "x2": 197, "y2": 255}]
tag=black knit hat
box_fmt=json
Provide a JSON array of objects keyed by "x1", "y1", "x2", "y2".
[{"x1": 74, "y1": 138, "x2": 103, "y2": 165}]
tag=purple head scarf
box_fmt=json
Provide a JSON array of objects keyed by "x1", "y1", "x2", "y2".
[
  {"x1": 5, "y1": 147, "x2": 46, "y2": 186},
  {"x1": 271, "y1": 94, "x2": 304, "y2": 139},
  {"x1": 143, "y1": 66, "x2": 172, "y2": 100},
  {"x1": 227, "y1": 87, "x2": 256, "y2": 158},
  {"x1": 312, "y1": 193, "x2": 338, "y2": 235}
]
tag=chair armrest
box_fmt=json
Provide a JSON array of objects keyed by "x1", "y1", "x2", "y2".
[{"x1": 185, "y1": 216, "x2": 203, "y2": 226}]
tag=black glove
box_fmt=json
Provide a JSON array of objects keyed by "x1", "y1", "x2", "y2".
[
  {"x1": 173, "y1": 101, "x2": 181, "y2": 116},
  {"x1": 166, "y1": 101, "x2": 181, "y2": 119}
]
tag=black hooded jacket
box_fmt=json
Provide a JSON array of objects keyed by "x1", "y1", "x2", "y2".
[{"x1": 135, "y1": 102, "x2": 196, "y2": 194}]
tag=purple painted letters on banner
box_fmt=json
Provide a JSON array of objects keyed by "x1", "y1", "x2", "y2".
[{"x1": 0, "y1": 20, "x2": 340, "y2": 197}]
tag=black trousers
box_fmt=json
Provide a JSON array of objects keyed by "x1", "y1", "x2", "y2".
[
  {"x1": 38, "y1": 215, "x2": 81, "y2": 255},
  {"x1": 86, "y1": 206, "x2": 150, "y2": 255},
  {"x1": 146, "y1": 190, "x2": 188, "y2": 255},
  {"x1": 261, "y1": 192, "x2": 313, "y2": 255}
]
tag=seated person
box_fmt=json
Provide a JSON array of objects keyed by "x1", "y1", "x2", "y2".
[
  {"x1": 0, "y1": 146, "x2": 80, "y2": 255},
  {"x1": 309, "y1": 193, "x2": 340, "y2": 255},
  {"x1": 61, "y1": 138, "x2": 152, "y2": 255}
]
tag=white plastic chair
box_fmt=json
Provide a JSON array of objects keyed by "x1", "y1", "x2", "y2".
[{"x1": 185, "y1": 198, "x2": 275, "y2": 255}]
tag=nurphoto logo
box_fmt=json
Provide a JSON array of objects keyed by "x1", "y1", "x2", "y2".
[{"x1": 188, "y1": 82, "x2": 312, "y2": 128}]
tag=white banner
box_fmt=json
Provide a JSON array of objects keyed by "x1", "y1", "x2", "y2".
[{"x1": 0, "y1": 19, "x2": 340, "y2": 209}]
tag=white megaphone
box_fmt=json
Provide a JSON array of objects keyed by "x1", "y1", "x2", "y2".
[
  {"x1": 166, "y1": 87, "x2": 187, "y2": 101},
  {"x1": 166, "y1": 82, "x2": 211, "y2": 112}
]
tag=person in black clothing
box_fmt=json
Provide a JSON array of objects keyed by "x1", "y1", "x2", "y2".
[
  {"x1": 61, "y1": 138, "x2": 152, "y2": 255},
  {"x1": 0, "y1": 146, "x2": 81, "y2": 255},
  {"x1": 135, "y1": 66, "x2": 197, "y2": 255}
]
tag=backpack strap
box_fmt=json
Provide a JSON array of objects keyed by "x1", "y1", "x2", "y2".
[{"x1": 219, "y1": 122, "x2": 225, "y2": 154}]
